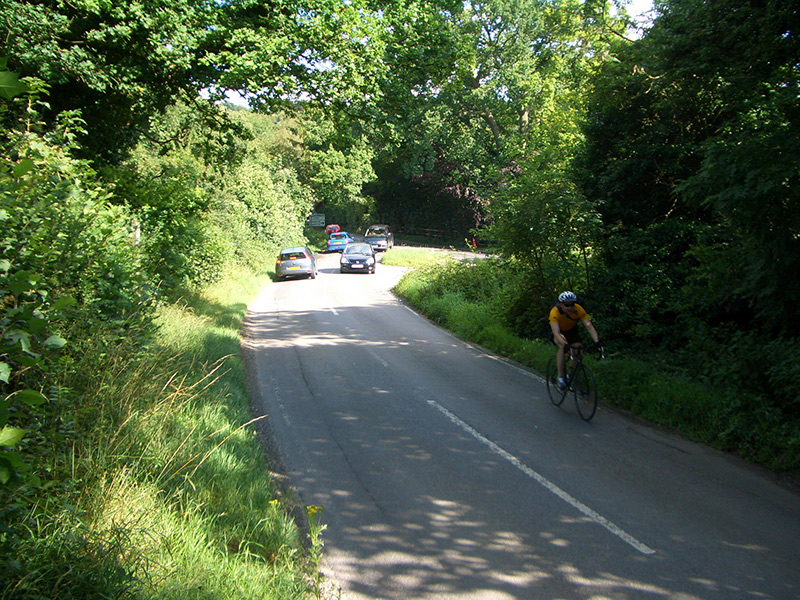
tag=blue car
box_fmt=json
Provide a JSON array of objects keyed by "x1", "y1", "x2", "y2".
[{"x1": 327, "y1": 231, "x2": 354, "y2": 253}]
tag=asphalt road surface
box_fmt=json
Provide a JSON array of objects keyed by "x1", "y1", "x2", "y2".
[{"x1": 242, "y1": 251, "x2": 800, "y2": 600}]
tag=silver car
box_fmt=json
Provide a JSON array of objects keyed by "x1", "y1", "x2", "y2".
[
  {"x1": 275, "y1": 246, "x2": 317, "y2": 281},
  {"x1": 364, "y1": 224, "x2": 394, "y2": 251}
]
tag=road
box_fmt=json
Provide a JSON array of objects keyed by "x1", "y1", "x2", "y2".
[{"x1": 242, "y1": 251, "x2": 800, "y2": 600}]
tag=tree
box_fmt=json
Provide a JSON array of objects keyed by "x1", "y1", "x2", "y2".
[
  {"x1": 1, "y1": 0, "x2": 395, "y2": 164},
  {"x1": 583, "y1": 0, "x2": 800, "y2": 330},
  {"x1": 366, "y1": 0, "x2": 619, "y2": 244},
  {"x1": 581, "y1": 0, "x2": 800, "y2": 414},
  {"x1": 656, "y1": 0, "x2": 800, "y2": 334}
]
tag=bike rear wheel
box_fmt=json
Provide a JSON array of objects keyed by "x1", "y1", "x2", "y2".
[
  {"x1": 546, "y1": 356, "x2": 566, "y2": 406},
  {"x1": 573, "y1": 364, "x2": 598, "y2": 421}
]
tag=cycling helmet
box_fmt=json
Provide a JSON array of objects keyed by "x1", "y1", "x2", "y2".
[{"x1": 558, "y1": 291, "x2": 577, "y2": 303}]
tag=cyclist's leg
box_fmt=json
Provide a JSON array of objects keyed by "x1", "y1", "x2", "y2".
[
  {"x1": 549, "y1": 330, "x2": 567, "y2": 379},
  {"x1": 562, "y1": 329, "x2": 581, "y2": 380},
  {"x1": 546, "y1": 356, "x2": 566, "y2": 405}
]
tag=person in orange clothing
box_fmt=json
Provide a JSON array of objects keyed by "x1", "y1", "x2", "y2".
[{"x1": 548, "y1": 291, "x2": 602, "y2": 389}]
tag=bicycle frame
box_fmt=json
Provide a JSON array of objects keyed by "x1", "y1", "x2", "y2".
[{"x1": 546, "y1": 343, "x2": 602, "y2": 421}]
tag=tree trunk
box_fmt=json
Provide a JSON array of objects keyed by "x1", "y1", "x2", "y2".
[{"x1": 481, "y1": 108, "x2": 502, "y2": 151}]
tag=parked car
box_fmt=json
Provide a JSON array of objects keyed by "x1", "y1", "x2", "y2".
[
  {"x1": 364, "y1": 224, "x2": 394, "y2": 251},
  {"x1": 275, "y1": 246, "x2": 317, "y2": 281},
  {"x1": 325, "y1": 223, "x2": 341, "y2": 235},
  {"x1": 327, "y1": 231, "x2": 354, "y2": 253},
  {"x1": 340, "y1": 242, "x2": 376, "y2": 274}
]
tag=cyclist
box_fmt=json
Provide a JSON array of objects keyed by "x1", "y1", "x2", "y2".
[{"x1": 548, "y1": 291, "x2": 602, "y2": 389}]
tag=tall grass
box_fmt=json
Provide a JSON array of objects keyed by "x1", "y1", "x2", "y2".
[
  {"x1": 2, "y1": 265, "x2": 319, "y2": 600},
  {"x1": 392, "y1": 257, "x2": 800, "y2": 473}
]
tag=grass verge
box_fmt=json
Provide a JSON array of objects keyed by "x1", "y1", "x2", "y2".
[
  {"x1": 381, "y1": 246, "x2": 457, "y2": 268},
  {"x1": 2, "y1": 264, "x2": 320, "y2": 600}
]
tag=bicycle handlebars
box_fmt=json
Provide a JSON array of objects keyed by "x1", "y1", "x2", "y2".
[{"x1": 563, "y1": 342, "x2": 605, "y2": 360}]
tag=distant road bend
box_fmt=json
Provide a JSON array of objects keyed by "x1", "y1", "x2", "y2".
[{"x1": 242, "y1": 251, "x2": 800, "y2": 600}]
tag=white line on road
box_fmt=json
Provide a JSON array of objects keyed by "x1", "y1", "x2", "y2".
[
  {"x1": 426, "y1": 397, "x2": 657, "y2": 556},
  {"x1": 366, "y1": 348, "x2": 389, "y2": 368}
]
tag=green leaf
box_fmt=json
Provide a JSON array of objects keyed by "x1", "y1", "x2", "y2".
[
  {"x1": 12, "y1": 390, "x2": 47, "y2": 407},
  {"x1": 2, "y1": 452, "x2": 23, "y2": 468},
  {"x1": 8, "y1": 271, "x2": 39, "y2": 294},
  {"x1": 0, "y1": 362, "x2": 9, "y2": 384},
  {"x1": 0, "y1": 70, "x2": 28, "y2": 100},
  {"x1": 26, "y1": 317, "x2": 48, "y2": 335},
  {"x1": 0, "y1": 452, "x2": 24, "y2": 484},
  {"x1": 12, "y1": 158, "x2": 35, "y2": 178},
  {"x1": 0, "y1": 426, "x2": 26, "y2": 448},
  {"x1": 13, "y1": 354, "x2": 39, "y2": 367},
  {"x1": 5, "y1": 329, "x2": 35, "y2": 356},
  {"x1": 43, "y1": 335, "x2": 67, "y2": 348},
  {"x1": 51, "y1": 296, "x2": 77, "y2": 310}
]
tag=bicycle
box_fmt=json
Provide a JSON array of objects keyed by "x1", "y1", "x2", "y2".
[{"x1": 546, "y1": 342, "x2": 604, "y2": 421}]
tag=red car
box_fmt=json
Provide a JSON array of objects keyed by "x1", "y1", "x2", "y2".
[{"x1": 325, "y1": 224, "x2": 341, "y2": 235}]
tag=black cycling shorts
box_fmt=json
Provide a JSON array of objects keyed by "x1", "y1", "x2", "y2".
[{"x1": 549, "y1": 327, "x2": 581, "y2": 345}]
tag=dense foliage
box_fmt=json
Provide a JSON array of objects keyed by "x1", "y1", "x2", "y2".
[{"x1": 579, "y1": 0, "x2": 800, "y2": 420}]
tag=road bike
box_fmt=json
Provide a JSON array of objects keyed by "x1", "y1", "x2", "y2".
[{"x1": 546, "y1": 342, "x2": 604, "y2": 421}]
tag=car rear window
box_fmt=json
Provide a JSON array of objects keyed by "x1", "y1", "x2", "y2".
[
  {"x1": 331, "y1": 233, "x2": 347, "y2": 239},
  {"x1": 281, "y1": 251, "x2": 307, "y2": 260}
]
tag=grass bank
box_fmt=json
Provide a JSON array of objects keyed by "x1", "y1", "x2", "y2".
[
  {"x1": 384, "y1": 248, "x2": 800, "y2": 475},
  {"x1": 2, "y1": 265, "x2": 320, "y2": 600}
]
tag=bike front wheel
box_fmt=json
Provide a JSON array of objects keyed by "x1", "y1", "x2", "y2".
[
  {"x1": 546, "y1": 356, "x2": 566, "y2": 406},
  {"x1": 572, "y1": 364, "x2": 598, "y2": 421}
]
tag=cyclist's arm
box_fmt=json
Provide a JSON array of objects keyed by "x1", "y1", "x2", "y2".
[
  {"x1": 548, "y1": 306, "x2": 566, "y2": 346},
  {"x1": 582, "y1": 318, "x2": 600, "y2": 344},
  {"x1": 549, "y1": 322, "x2": 567, "y2": 346}
]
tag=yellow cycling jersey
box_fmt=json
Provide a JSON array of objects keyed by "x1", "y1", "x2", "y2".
[{"x1": 548, "y1": 304, "x2": 588, "y2": 332}]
